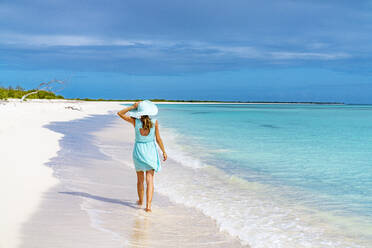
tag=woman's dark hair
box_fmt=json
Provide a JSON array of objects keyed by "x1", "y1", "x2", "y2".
[{"x1": 140, "y1": 115, "x2": 153, "y2": 130}]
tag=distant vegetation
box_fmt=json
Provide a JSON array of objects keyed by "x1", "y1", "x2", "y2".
[
  {"x1": 0, "y1": 85, "x2": 343, "y2": 104},
  {"x1": 0, "y1": 86, "x2": 64, "y2": 100}
]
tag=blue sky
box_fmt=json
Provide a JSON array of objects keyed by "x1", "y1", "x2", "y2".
[{"x1": 1, "y1": 0, "x2": 372, "y2": 103}]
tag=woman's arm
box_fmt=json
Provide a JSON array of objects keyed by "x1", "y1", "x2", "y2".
[
  {"x1": 117, "y1": 102, "x2": 138, "y2": 127},
  {"x1": 155, "y1": 120, "x2": 167, "y2": 161}
]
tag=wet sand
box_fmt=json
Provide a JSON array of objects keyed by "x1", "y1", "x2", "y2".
[{"x1": 19, "y1": 114, "x2": 247, "y2": 247}]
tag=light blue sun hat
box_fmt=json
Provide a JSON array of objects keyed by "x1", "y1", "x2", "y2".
[{"x1": 128, "y1": 100, "x2": 158, "y2": 119}]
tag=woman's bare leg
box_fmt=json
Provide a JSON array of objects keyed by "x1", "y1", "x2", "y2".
[
  {"x1": 136, "y1": 171, "x2": 144, "y2": 205},
  {"x1": 145, "y1": 170, "x2": 154, "y2": 212}
]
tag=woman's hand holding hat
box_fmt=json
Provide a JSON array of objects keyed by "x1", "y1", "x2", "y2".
[
  {"x1": 132, "y1": 102, "x2": 139, "y2": 109},
  {"x1": 128, "y1": 100, "x2": 158, "y2": 119}
]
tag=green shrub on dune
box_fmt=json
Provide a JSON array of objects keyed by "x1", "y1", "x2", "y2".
[{"x1": 0, "y1": 86, "x2": 64, "y2": 100}]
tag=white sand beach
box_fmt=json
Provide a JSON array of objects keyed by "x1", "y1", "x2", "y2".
[
  {"x1": 0, "y1": 99, "x2": 124, "y2": 248},
  {"x1": 0, "y1": 99, "x2": 246, "y2": 248}
]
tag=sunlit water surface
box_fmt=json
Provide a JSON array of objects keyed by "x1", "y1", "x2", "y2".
[{"x1": 149, "y1": 103, "x2": 372, "y2": 247}]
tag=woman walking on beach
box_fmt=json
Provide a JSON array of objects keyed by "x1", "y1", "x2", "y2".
[{"x1": 117, "y1": 100, "x2": 167, "y2": 212}]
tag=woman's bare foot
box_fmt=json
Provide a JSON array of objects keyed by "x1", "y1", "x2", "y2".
[
  {"x1": 145, "y1": 208, "x2": 152, "y2": 212},
  {"x1": 136, "y1": 200, "x2": 143, "y2": 206}
]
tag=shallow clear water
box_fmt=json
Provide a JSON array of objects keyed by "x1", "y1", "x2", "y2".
[{"x1": 151, "y1": 103, "x2": 372, "y2": 247}]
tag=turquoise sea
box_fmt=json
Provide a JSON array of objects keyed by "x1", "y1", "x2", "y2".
[{"x1": 152, "y1": 103, "x2": 372, "y2": 247}]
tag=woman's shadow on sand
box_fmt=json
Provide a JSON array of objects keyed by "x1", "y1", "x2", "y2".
[{"x1": 59, "y1": 191, "x2": 138, "y2": 209}]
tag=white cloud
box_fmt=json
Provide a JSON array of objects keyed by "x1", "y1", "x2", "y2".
[
  {"x1": 205, "y1": 44, "x2": 349, "y2": 60},
  {"x1": 207, "y1": 45, "x2": 262, "y2": 58},
  {"x1": 270, "y1": 51, "x2": 350, "y2": 60},
  {"x1": 0, "y1": 33, "x2": 144, "y2": 46},
  {"x1": 0, "y1": 33, "x2": 350, "y2": 61}
]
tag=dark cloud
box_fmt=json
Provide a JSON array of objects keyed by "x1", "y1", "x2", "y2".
[
  {"x1": 1, "y1": 0, "x2": 372, "y2": 102},
  {"x1": 1, "y1": 0, "x2": 371, "y2": 74},
  {"x1": 2, "y1": 0, "x2": 372, "y2": 44}
]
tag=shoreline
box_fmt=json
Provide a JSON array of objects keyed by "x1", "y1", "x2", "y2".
[
  {"x1": 18, "y1": 112, "x2": 246, "y2": 247},
  {"x1": 0, "y1": 100, "x2": 124, "y2": 248}
]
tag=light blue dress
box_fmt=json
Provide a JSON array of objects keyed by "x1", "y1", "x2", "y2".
[{"x1": 132, "y1": 118, "x2": 161, "y2": 172}]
